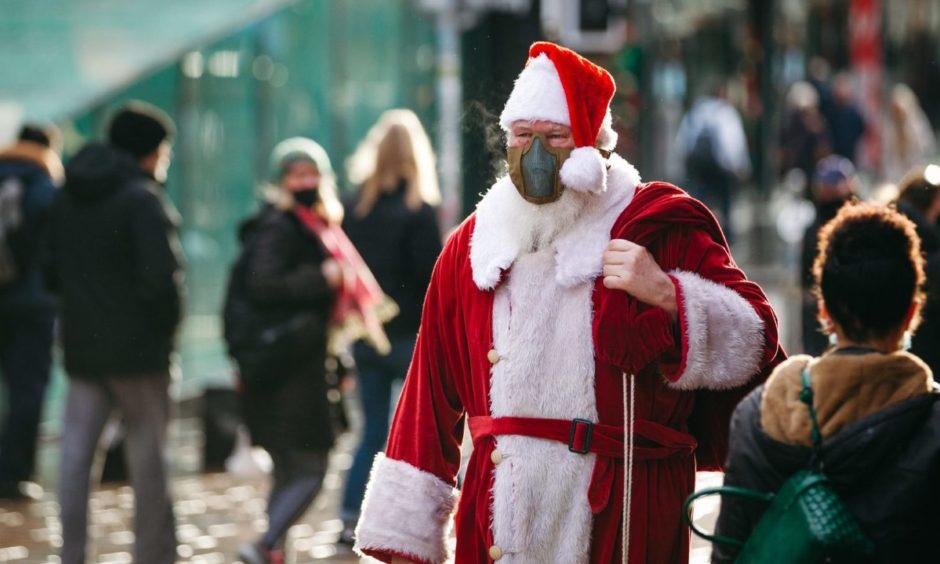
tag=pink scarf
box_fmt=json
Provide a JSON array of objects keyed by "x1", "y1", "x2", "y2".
[{"x1": 293, "y1": 205, "x2": 392, "y2": 354}]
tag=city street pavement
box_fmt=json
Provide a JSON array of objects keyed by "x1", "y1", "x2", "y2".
[
  {"x1": 0, "y1": 410, "x2": 722, "y2": 564},
  {"x1": 0, "y1": 414, "x2": 362, "y2": 564}
]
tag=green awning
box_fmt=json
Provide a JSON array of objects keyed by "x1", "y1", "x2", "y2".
[{"x1": 0, "y1": 0, "x2": 297, "y2": 121}]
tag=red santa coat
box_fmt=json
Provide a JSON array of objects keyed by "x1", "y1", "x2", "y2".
[{"x1": 355, "y1": 155, "x2": 783, "y2": 564}]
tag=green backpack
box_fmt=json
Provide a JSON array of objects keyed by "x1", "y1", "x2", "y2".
[{"x1": 684, "y1": 366, "x2": 875, "y2": 563}]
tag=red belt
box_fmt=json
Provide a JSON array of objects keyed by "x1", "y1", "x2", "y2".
[{"x1": 468, "y1": 415, "x2": 697, "y2": 513}]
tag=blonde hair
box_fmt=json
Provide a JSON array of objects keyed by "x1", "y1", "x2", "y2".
[
  {"x1": 266, "y1": 137, "x2": 344, "y2": 224},
  {"x1": 346, "y1": 109, "x2": 441, "y2": 218}
]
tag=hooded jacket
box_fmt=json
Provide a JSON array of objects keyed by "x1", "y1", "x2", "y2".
[
  {"x1": 713, "y1": 350, "x2": 940, "y2": 563},
  {"x1": 0, "y1": 140, "x2": 61, "y2": 312},
  {"x1": 43, "y1": 143, "x2": 183, "y2": 376}
]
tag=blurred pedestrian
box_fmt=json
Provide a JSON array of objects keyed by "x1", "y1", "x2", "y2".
[
  {"x1": 336, "y1": 109, "x2": 443, "y2": 545},
  {"x1": 675, "y1": 77, "x2": 751, "y2": 241},
  {"x1": 44, "y1": 102, "x2": 182, "y2": 564},
  {"x1": 824, "y1": 72, "x2": 867, "y2": 165},
  {"x1": 780, "y1": 81, "x2": 832, "y2": 199},
  {"x1": 224, "y1": 138, "x2": 388, "y2": 564},
  {"x1": 0, "y1": 123, "x2": 62, "y2": 500},
  {"x1": 714, "y1": 203, "x2": 940, "y2": 563},
  {"x1": 894, "y1": 164, "x2": 940, "y2": 377},
  {"x1": 882, "y1": 84, "x2": 936, "y2": 183},
  {"x1": 800, "y1": 155, "x2": 858, "y2": 356}
]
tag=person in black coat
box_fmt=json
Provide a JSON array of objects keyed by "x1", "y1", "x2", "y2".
[
  {"x1": 44, "y1": 102, "x2": 182, "y2": 564},
  {"x1": 800, "y1": 156, "x2": 858, "y2": 356},
  {"x1": 713, "y1": 204, "x2": 940, "y2": 563},
  {"x1": 0, "y1": 124, "x2": 62, "y2": 500},
  {"x1": 231, "y1": 138, "x2": 345, "y2": 564},
  {"x1": 336, "y1": 109, "x2": 443, "y2": 543},
  {"x1": 893, "y1": 164, "x2": 940, "y2": 378}
]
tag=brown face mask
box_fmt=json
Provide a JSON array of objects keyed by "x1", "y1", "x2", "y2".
[{"x1": 506, "y1": 133, "x2": 573, "y2": 205}]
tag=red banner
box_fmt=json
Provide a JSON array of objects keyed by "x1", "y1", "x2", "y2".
[{"x1": 849, "y1": 0, "x2": 882, "y2": 170}]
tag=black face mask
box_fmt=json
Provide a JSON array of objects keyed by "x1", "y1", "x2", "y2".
[{"x1": 293, "y1": 188, "x2": 320, "y2": 208}]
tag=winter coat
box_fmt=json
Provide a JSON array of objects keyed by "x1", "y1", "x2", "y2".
[
  {"x1": 342, "y1": 183, "x2": 442, "y2": 338},
  {"x1": 896, "y1": 200, "x2": 940, "y2": 378},
  {"x1": 355, "y1": 159, "x2": 783, "y2": 564},
  {"x1": 713, "y1": 350, "x2": 940, "y2": 563},
  {"x1": 234, "y1": 205, "x2": 337, "y2": 451},
  {"x1": 0, "y1": 142, "x2": 60, "y2": 315},
  {"x1": 43, "y1": 142, "x2": 183, "y2": 376}
]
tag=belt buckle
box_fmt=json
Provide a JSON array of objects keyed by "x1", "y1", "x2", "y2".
[{"x1": 568, "y1": 418, "x2": 594, "y2": 454}]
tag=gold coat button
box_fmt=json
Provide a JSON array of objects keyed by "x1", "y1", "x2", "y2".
[
  {"x1": 487, "y1": 349, "x2": 501, "y2": 364},
  {"x1": 489, "y1": 545, "x2": 503, "y2": 561},
  {"x1": 490, "y1": 449, "x2": 503, "y2": 465}
]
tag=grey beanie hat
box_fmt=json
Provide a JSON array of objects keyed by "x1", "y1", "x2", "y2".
[{"x1": 269, "y1": 137, "x2": 333, "y2": 181}]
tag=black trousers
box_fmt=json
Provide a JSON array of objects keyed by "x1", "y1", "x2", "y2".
[{"x1": 0, "y1": 307, "x2": 54, "y2": 485}]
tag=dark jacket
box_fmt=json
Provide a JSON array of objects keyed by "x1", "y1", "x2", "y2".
[
  {"x1": 43, "y1": 143, "x2": 183, "y2": 376},
  {"x1": 896, "y1": 200, "x2": 940, "y2": 378},
  {"x1": 233, "y1": 205, "x2": 337, "y2": 451},
  {"x1": 0, "y1": 141, "x2": 60, "y2": 314},
  {"x1": 799, "y1": 199, "x2": 849, "y2": 356},
  {"x1": 713, "y1": 352, "x2": 940, "y2": 563},
  {"x1": 342, "y1": 184, "x2": 441, "y2": 338}
]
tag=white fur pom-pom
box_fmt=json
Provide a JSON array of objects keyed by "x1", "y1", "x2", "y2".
[{"x1": 560, "y1": 147, "x2": 607, "y2": 193}]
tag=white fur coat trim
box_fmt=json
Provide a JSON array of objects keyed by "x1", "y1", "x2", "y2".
[
  {"x1": 470, "y1": 153, "x2": 641, "y2": 291},
  {"x1": 488, "y1": 246, "x2": 598, "y2": 562},
  {"x1": 668, "y1": 270, "x2": 765, "y2": 390},
  {"x1": 354, "y1": 453, "x2": 458, "y2": 564}
]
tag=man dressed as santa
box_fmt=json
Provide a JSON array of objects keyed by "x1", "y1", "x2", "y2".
[{"x1": 354, "y1": 41, "x2": 783, "y2": 564}]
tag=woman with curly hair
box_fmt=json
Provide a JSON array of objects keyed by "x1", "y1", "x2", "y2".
[{"x1": 713, "y1": 203, "x2": 940, "y2": 563}]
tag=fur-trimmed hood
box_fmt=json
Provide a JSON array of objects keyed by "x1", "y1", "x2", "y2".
[
  {"x1": 0, "y1": 140, "x2": 64, "y2": 184},
  {"x1": 761, "y1": 350, "x2": 934, "y2": 447}
]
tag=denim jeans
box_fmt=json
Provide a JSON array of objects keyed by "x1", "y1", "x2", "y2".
[{"x1": 340, "y1": 335, "x2": 416, "y2": 522}]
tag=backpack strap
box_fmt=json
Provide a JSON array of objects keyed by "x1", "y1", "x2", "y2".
[{"x1": 800, "y1": 365, "x2": 824, "y2": 463}]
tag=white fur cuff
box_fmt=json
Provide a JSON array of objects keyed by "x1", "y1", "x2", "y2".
[
  {"x1": 355, "y1": 453, "x2": 459, "y2": 564},
  {"x1": 560, "y1": 147, "x2": 607, "y2": 193},
  {"x1": 668, "y1": 270, "x2": 764, "y2": 390}
]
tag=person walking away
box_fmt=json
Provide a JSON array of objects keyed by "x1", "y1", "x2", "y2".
[
  {"x1": 893, "y1": 164, "x2": 940, "y2": 377},
  {"x1": 44, "y1": 102, "x2": 182, "y2": 564},
  {"x1": 824, "y1": 72, "x2": 868, "y2": 165},
  {"x1": 227, "y1": 138, "x2": 389, "y2": 564},
  {"x1": 780, "y1": 81, "x2": 832, "y2": 200},
  {"x1": 713, "y1": 203, "x2": 940, "y2": 563},
  {"x1": 0, "y1": 124, "x2": 62, "y2": 500},
  {"x1": 882, "y1": 84, "x2": 936, "y2": 183},
  {"x1": 800, "y1": 155, "x2": 858, "y2": 355},
  {"x1": 675, "y1": 77, "x2": 751, "y2": 242},
  {"x1": 336, "y1": 109, "x2": 443, "y2": 544}
]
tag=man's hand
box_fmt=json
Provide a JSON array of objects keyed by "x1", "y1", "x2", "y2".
[{"x1": 602, "y1": 239, "x2": 678, "y2": 321}]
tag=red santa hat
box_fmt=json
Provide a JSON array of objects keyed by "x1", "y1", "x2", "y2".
[{"x1": 500, "y1": 41, "x2": 618, "y2": 194}]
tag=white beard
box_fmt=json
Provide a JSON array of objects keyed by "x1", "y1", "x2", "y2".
[{"x1": 517, "y1": 187, "x2": 593, "y2": 253}]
